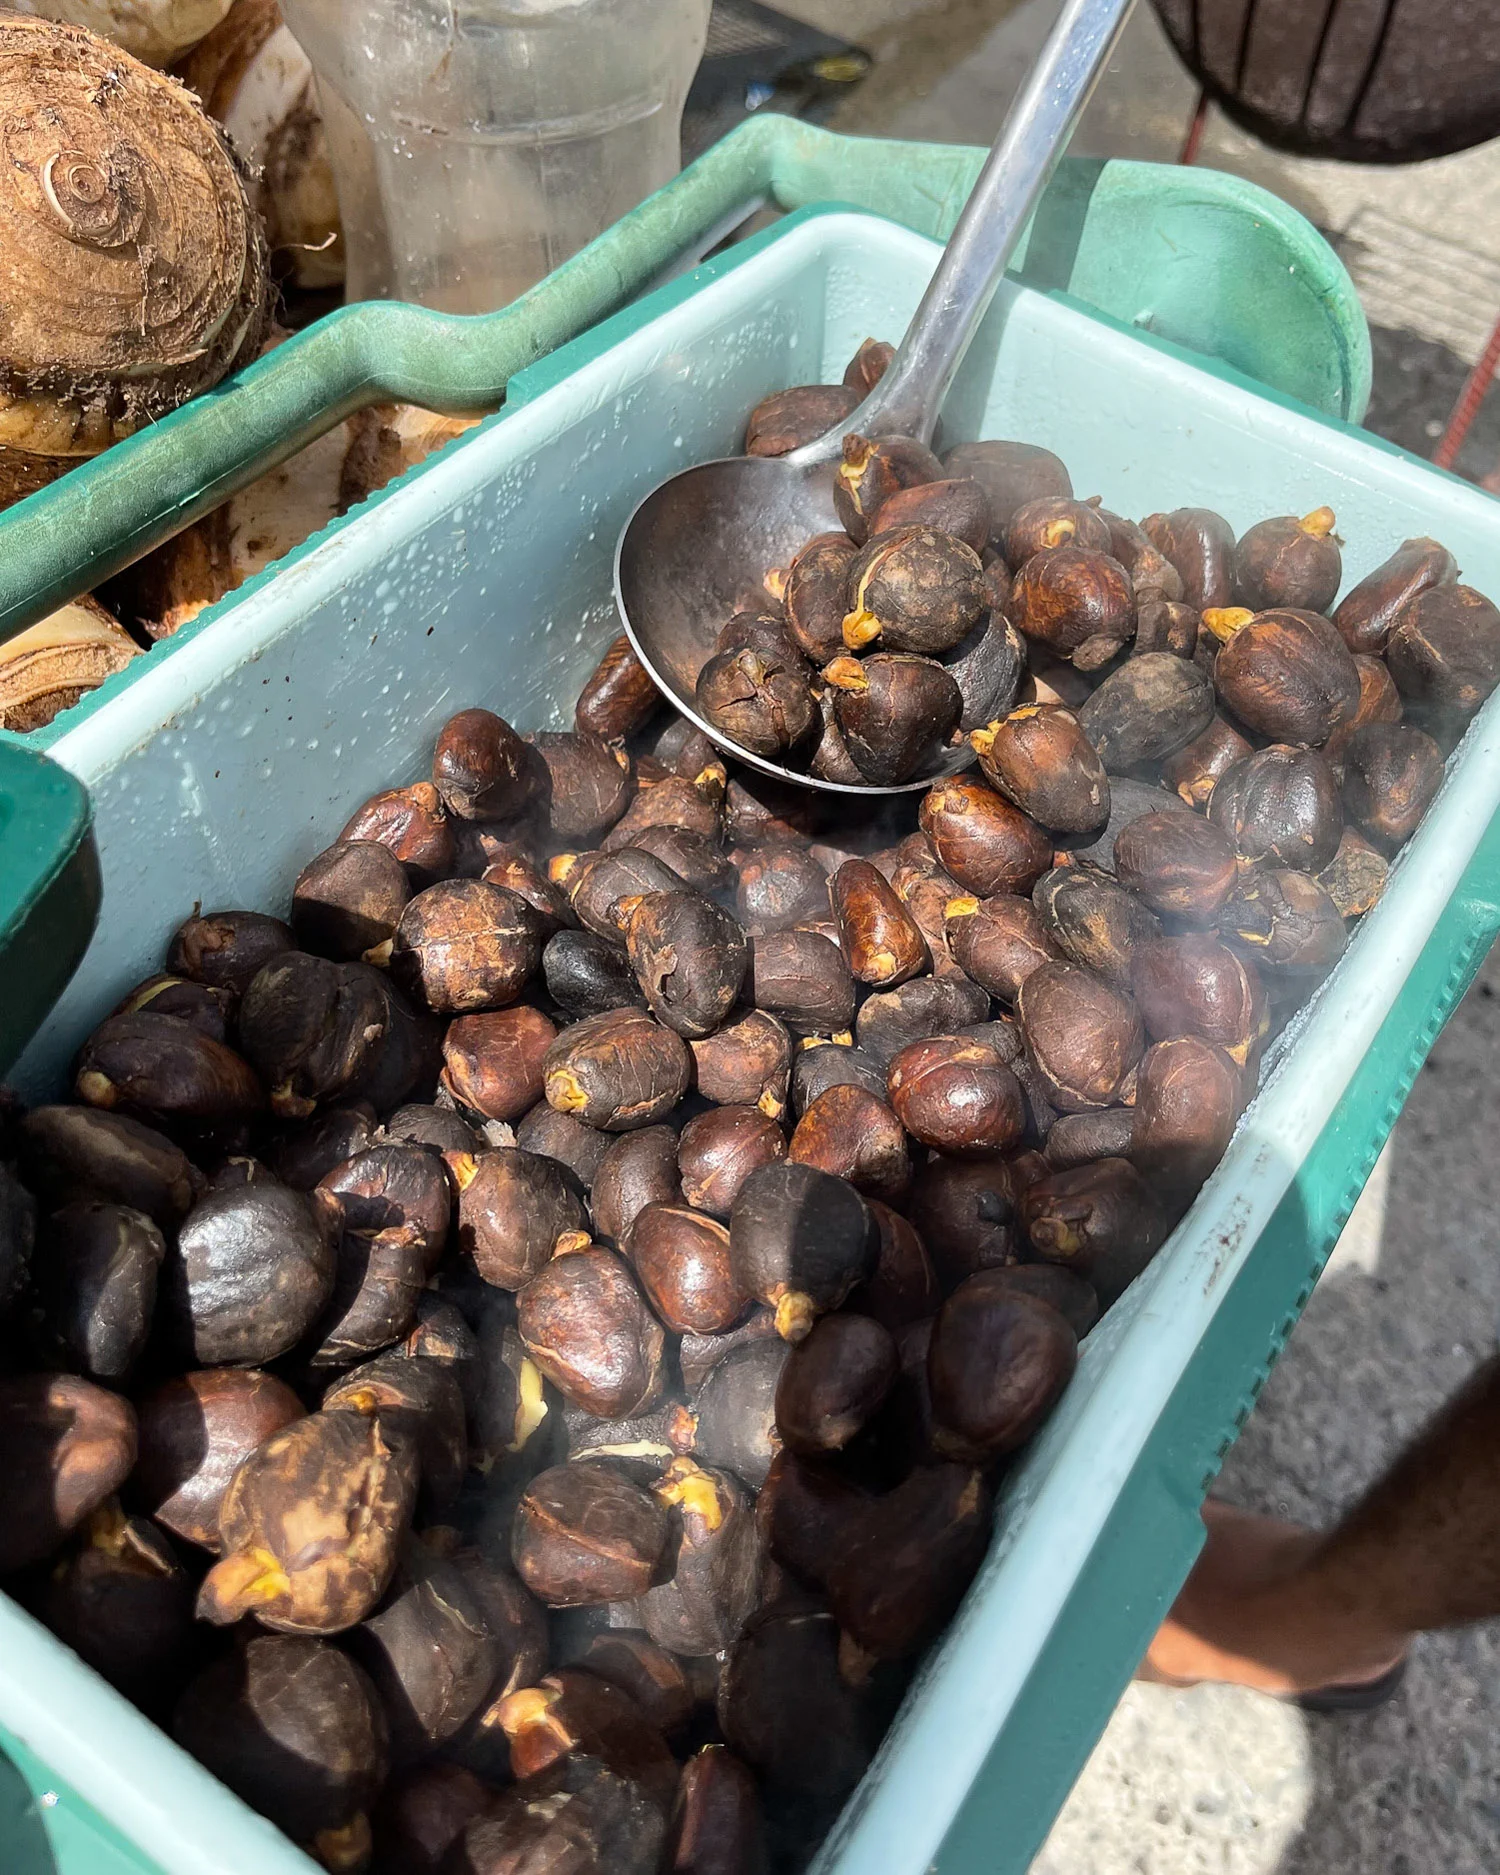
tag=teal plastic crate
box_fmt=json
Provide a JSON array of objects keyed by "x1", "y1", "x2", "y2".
[{"x1": 3, "y1": 139, "x2": 1495, "y2": 1875}]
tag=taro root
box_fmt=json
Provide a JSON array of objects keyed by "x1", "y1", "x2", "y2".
[
  {"x1": 665, "y1": 1746, "x2": 767, "y2": 1875},
  {"x1": 1003, "y1": 495, "x2": 1113, "y2": 566},
  {"x1": 1009, "y1": 546, "x2": 1134, "y2": 658},
  {"x1": 354, "y1": 1553, "x2": 502, "y2": 1763},
  {"x1": 1141, "y1": 507, "x2": 1236, "y2": 609},
  {"x1": 832, "y1": 434, "x2": 944, "y2": 544},
  {"x1": 19, "y1": 1105, "x2": 200, "y2": 1231},
  {"x1": 970, "y1": 704, "x2": 1109, "y2": 836},
  {"x1": 735, "y1": 843, "x2": 828, "y2": 935},
  {"x1": 853, "y1": 1200, "x2": 940, "y2": 1330},
  {"x1": 688, "y1": 1337, "x2": 788, "y2": 1487},
  {"x1": 1208, "y1": 744, "x2": 1344, "y2": 872},
  {"x1": 34, "y1": 1200, "x2": 165, "y2": 1381},
  {"x1": 1015, "y1": 961, "x2": 1143, "y2": 1112},
  {"x1": 543, "y1": 928, "x2": 646, "y2": 1019},
  {"x1": 1021, "y1": 1157, "x2": 1168, "y2": 1300},
  {"x1": 270, "y1": 1104, "x2": 378, "y2": 1191},
  {"x1": 1032, "y1": 864, "x2": 1162, "y2": 991},
  {"x1": 43, "y1": 1504, "x2": 195, "y2": 1706},
  {"x1": 1132, "y1": 594, "x2": 1201, "y2": 657},
  {"x1": 1131, "y1": 1036, "x2": 1244, "y2": 1193},
  {"x1": 516, "y1": 1103, "x2": 611, "y2": 1189},
  {"x1": 887, "y1": 1034, "x2": 1024, "y2": 1156},
  {"x1": 75, "y1": 1012, "x2": 264, "y2": 1134},
  {"x1": 432, "y1": 708, "x2": 538, "y2": 821},
  {"x1": 928, "y1": 1274, "x2": 1076, "y2": 1461},
  {"x1": 942, "y1": 439, "x2": 1071, "y2": 536},
  {"x1": 790, "y1": 1039, "x2": 888, "y2": 1115},
  {"x1": 449, "y1": 1147, "x2": 588, "y2": 1289},
  {"x1": 341, "y1": 783, "x2": 455, "y2": 888},
  {"x1": 1212, "y1": 608, "x2": 1361, "y2": 746},
  {"x1": 826, "y1": 1462, "x2": 992, "y2": 1659},
  {"x1": 719, "y1": 1607, "x2": 882, "y2": 1805},
  {"x1": 854, "y1": 974, "x2": 989, "y2": 1066},
  {"x1": 831, "y1": 858, "x2": 930, "y2": 986},
  {"x1": 517, "y1": 1245, "x2": 665, "y2": 1417},
  {"x1": 746, "y1": 929, "x2": 857, "y2": 1033},
  {"x1": 677, "y1": 1106, "x2": 787, "y2": 1220},
  {"x1": 919, "y1": 777, "x2": 1053, "y2": 897},
  {"x1": 624, "y1": 890, "x2": 748, "y2": 1039},
  {"x1": 745, "y1": 384, "x2": 859, "y2": 457},
  {"x1": 631, "y1": 825, "x2": 736, "y2": 896},
  {"x1": 871, "y1": 477, "x2": 993, "y2": 553},
  {"x1": 1318, "y1": 826, "x2": 1390, "y2": 919},
  {"x1": 532, "y1": 731, "x2": 635, "y2": 843},
  {"x1": 790, "y1": 1085, "x2": 911, "y2": 1203},
  {"x1": 375, "y1": 1765, "x2": 495, "y2": 1875},
  {"x1": 1340, "y1": 722, "x2": 1446, "y2": 851},
  {"x1": 944, "y1": 891, "x2": 1060, "y2": 1001},
  {"x1": 942, "y1": 610, "x2": 1027, "y2": 732},
  {"x1": 1162, "y1": 714, "x2": 1254, "y2": 809},
  {"x1": 0, "y1": 1374, "x2": 137, "y2": 1572},
  {"x1": 324, "y1": 1354, "x2": 468, "y2": 1521},
  {"x1": 512, "y1": 1463, "x2": 670, "y2": 1605},
  {"x1": 392, "y1": 879, "x2": 543, "y2": 1015},
  {"x1": 729, "y1": 1161, "x2": 874, "y2": 1343},
  {"x1": 1233, "y1": 507, "x2": 1341, "y2": 614},
  {"x1": 135, "y1": 1367, "x2": 305, "y2": 1551},
  {"x1": 1113, "y1": 811, "x2": 1238, "y2": 923},
  {"x1": 785, "y1": 534, "x2": 858, "y2": 664},
  {"x1": 691, "y1": 1010, "x2": 792, "y2": 1121},
  {"x1": 1078, "y1": 652, "x2": 1215, "y2": 772},
  {"x1": 633, "y1": 1459, "x2": 763, "y2": 1655},
  {"x1": 1334, "y1": 537, "x2": 1457, "y2": 655},
  {"x1": 823, "y1": 651, "x2": 963, "y2": 785},
  {"x1": 165, "y1": 1178, "x2": 335, "y2": 1365},
  {"x1": 112, "y1": 973, "x2": 233, "y2": 1041},
  {"x1": 441, "y1": 1006, "x2": 558, "y2": 1124},
  {"x1": 175, "y1": 1637, "x2": 388, "y2": 1868},
  {"x1": 198, "y1": 1408, "x2": 418, "y2": 1632},
  {"x1": 168, "y1": 909, "x2": 295, "y2": 995},
  {"x1": 544, "y1": 1009, "x2": 693, "y2": 1131},
  {"x1": 1131, "y1": 934, "x2": 1266, "y2": 1063},
  {"x1": 591, "y1": 1127, "x2": 682, "y2": 1246},
  {"x1": 695, "y1": 644, "x2": 818, "y2": 760},
  {"x1": 292, "y1": 840, "x2": 411, "y2": 962},
  {"x1": 774, "y1": 1312, "x2": 897, "y2": 1456},
  {"x1": 627, "y1": 1203, "x2": 747, "y2": 1335},
  {"x1": 1043, "y1": 1107, "x2": 1136, "y2": 1170},
  {"x1": 1218, "y1": 869, "x2": 1348, "y2": 973},
  {"x1": 842, "y1": 525, "x2": 986, "y2": 656},
  {"x1": 310, "y1": 1146, "x2": 454, "y2": 1366},
  {"x1": 1324, "y1": 653, "x2": 1404, "y2": 764}
]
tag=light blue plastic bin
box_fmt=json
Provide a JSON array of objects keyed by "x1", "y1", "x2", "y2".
[{"x1": 8, "y1": 204, "x2": 1500, "y2": 1875}]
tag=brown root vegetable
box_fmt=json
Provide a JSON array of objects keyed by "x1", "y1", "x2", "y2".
[
  {"x1": 1130, "y1": 1036, "x2": 1244, "y2": 1192},
  {"x1": 1217, "y1": 868, "x2": 1348, "y2": 973},
  {"x1": 164, "y1": 1177, "x2": 335, "y2": 1364},
  {"x1": 744, "y1": 385, "x2": 858, "y2": 458},
  {"x1": 1003, "y1": 495, "x2": 1112, "y2": 565},
  {"x1": 928, "y1": 1274, "x2": 1076, "y2": 1461},
  {"x1": 1232, "y1": 507, "x2": 1341, "y2": 614},
  {"x1": 1162, "y1": 714, "x2": 1255, "y2": 809},
  {"x1": 677, "y1": 1106, "x2": 786, "y2": 1220},
  {"x1": 919, "y1": 777, "x2": 1053, "y2": 897},
  {"x1": 1131, "y1": 934, "x2": 1267, "y2": 1064},
  {"x1": 544, "y1": 1008, "x2": 693, "y2": 1131},
  {"x1": 823, "y1": 651, "x2": 964, "y2": 786},
  {"x1": 512, "y1": 1462, "x2": 670, "y2": 1605},
  {"x1": 970, "y1": 704, "x2": 1109, "y2": 836},
  {"x1": 830, "y1": 858, "x2": 930, "y2": 986},
  {"x1": 1016, "y1": 961, "x2": 1143, "y2": 1112},
  {"x1": 944, "y1": 892, "x2": 1060, "y2": 1001},
  {"x1": 517, "y1": 1244, "x2": 665, "y2": 1417},
  {"x1": 0, "y1": 598, "x2": 142, "y2": 731},
  {"x1": 392, "y1": 879, "x2": 543, "y2": 1015},
  {"x1": 690, "y1": 1009, "x2": 792, "y2": 1119},
  {"x1": 1113, "y1": 811, "x2": 1238, "y2": 923},
  {"x1": 790, "y1": 1084, "x2": 910, "y2": 1203},
  {"x1": 1009, "y1": 546, "x2": 1134, "y2": 657},
  {"x1": 1317, "y1": 826, "x2": 1390, "y2": 919},
  {"x1": 575, "y1": 633, "x2": 660, "y2": 742},
  {"x1": 1340, "y1": 721, "x2": 1446, "y2": 851},
  {"x1": 1020, "y1": 1157, "x2": 1167, "y2": 1299},
  {"x1": 887, "y1": 1034, "x2": 1024, "y2": 1155},
  {"x1": 623, "y1": 890, "x2": 747, "y2": 1039},
  {"x1": 842, "y1": 526, "x2": 986, "y2": 656},
  {"x1": 1334, "y1": 537, "x2": 1456, "y2": 655},
  {"x1": 198, "y1": 1408, "x2": 417, "y2": 1632},
  {"x1": 627, "y1": 1202, "x2": 746, "y2": 1335},
  {"x1": 448, "y1": 1147, "x2": 588, "y2": 1289},
  {"x1": 942, "y1": 439, "x2": 1071, "y2": 536},
  {"x1": 1208, "y1": 744, "x2": 1344, "y2": 872},
  {"x1": 832, "y1": 434, "x2": 943, "y2": 544},
  {"x1": 1031, "y1": 864, "x2": 1162, "y2": 992},
  {"x1": 1141, "y1": 508, "x2": 1236, "y2": 609},
  {"x1": 1078, "y1": 652, "x2": 1215, "y2": 771},
  {"x1": 606, "y1": 775, "x2": 726, "y2": 855},
  {"x1": 135, "y1": 1366, "x2": 304, "y2": 1550},
  {"x1": 0, "y1": 1373, "x2": 137, "y2": 1571},
  {"x1": 1212, "y1": 608, "x2": 1361, "y2": 746}
]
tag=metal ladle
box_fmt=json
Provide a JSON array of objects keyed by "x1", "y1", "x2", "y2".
[{"x1": 616, "y1": 0, "x2": 1136, "y2": 794}]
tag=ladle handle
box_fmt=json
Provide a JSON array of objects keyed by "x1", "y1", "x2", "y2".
[{"x1": 798, "y1": 0, "x2": 1137, "y2": 459}]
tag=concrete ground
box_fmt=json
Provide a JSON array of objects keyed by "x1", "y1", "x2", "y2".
[{"x1": 771, "y1": 2, "x2": 1500, "y2": 1869}]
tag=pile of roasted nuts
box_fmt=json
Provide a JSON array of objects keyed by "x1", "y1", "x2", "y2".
[{"x1": 0, "y1": 337, "x2": 1497, "y2": 1875}]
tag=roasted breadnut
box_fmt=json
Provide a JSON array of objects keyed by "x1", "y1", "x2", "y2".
[
  {"x1": 622, "y1": 889, "x2": 747, "y2": 1039},
  {"x1": 1130, "y1": 1036, "x2": 1245, "y2": 1193},
  {"x1": 1015, "y1": 960, "x2": 1143, "y2": 1112},
  {"x1": 432, "y1": 708, "x2": 540, "y2": 821},
  {"x1": 447, "y1": 1147, "x2": 588, "y2": 1288},
  {"x1": 1068, "y1": 777, "x2": 1196, "y2": 876},
  {"x1": 969, "y1": 705, "x2": 1110, "y2": 836},
  {"x1": 906, "y1": 1153, "x2": 1015, "y2": 1286},
  {"x1": 1317, "y1": 827, "x2": 1390, "y2": 919},
  {"x1": 790, "y1": 1039, "x2": 888, "y2": 1116},
  {"x1": 627, "y1": 1202, "x2": 747, "y2": 1334},
  {"x1": 512, "y1": 1463, "x2": 671, "y2": 1605},
  {"x1": 1333, "y1": 537, "x2": 1456, "y2": 655},
  {"x1": 543, "y1": 1008, "x2": 693, "y2": 1131},
  {"x1": 1009, "y1": 546, "x2": 1134, "y2": 657},
  {"x1": 1003, "y1": 495, "x2": 1113, "y2": 566},
  {"x1": 1031, "y1": 864, "x2": 1162, "y2": 992},
  {"x1": 677, "y1": 1105, "x2": 787, "y2": 1219},
  {"x1": 790, "y1": 1084, "x2": 911, "y2": 1203},
  {"x1": 374, "y1": 1764, "x2": 495, "y2": 1875},
  {"x1": 588, "y1": 1125, "x2": 681, "y2": 1246},
  {"x1": 632, "y1": 1458, "x2": 764, "y2": 1656},
  {"x1": 43, "y1": 1504, "x2": 196, "y2": 1706},
  {"x1": 567, "y1": 848, "x2": 681, "y2": 940},
  {"x1": 392, "y1": 880, "x2": 543, "y2": 1014},
  {"x1": 291, "y1": 840, "x2": 411, "y2": 963},
  {"x1": 744, "y1": 384, "x2": 859, "y2": 457},
  {"x1": 844, "y1": 336, "x2": 896, "y2": 394},
  {"x1": 942, "y1": 439, "x2": 1072, "y2": 537},
  {"x1": 119, "y1": 978, "x2": 236, "y2": 1047},
  {"x1": 1323, "y1": 653, "x2": 1404, "y2": 764},
  {"x1": 854, "y1": 974, "x2": 989, "y2": 1066},
  {"x1": 664, "y1": 1746, "x2": 768, "y2": 1875},
  {"x1": 688, "y1": 1336, "x2": 789, "y2": 1486},
  {"x1": 871, "y1": 477, "x2": 993, "y2": 554},
  {"x1": 690, "y1": 1009, "x2": 792, "y2": 1117},
  {"x1": 1141, "y1": 508, "x2": 1237, "y2": 610},
  {"x1": 919, "y1": 778, "x2": 1054, "y2": 897},
  {"x1": 1113, "y1": 811, "x2": 1238, "y2": 923},
  {"x1": 164, "y1": 1179, "x2": 336, "y2": 1366},
  {"x1": 716, "y1": 608, "x2": 802, "y2": 661},
  {"x1": 695, "y1": 643, "x2": 818, "y2": 761},
  {"x1": 339, "y1": 784, "x2": 455, "y2": 888},
  {"x1": 812, "y1": 690, "x2": 868, "y2": 784},
  {"x1": 1217, "y1": 868, "x2": 1349, "y2": 973},
  {"x1": 1043, "y1": 1107, "x2": 1136, "y2": 1171},
  {"x1": 735, "y1": 843, "x2": 828, "y2": 935},
  {"x1": 1131, "y1": 934, "x2": 1267, "y2": 1064},
  {"x1": 886, "y1": 1034, "x2": 1025, "y2": 1156},
  {"x1": 575, "y1": 633, "x2": 661, "y2": 742},
  {"x1": 928, "y1": 1273, "x2": 1077, "y2": 1462},
  {"x1": 823, "y1": 652, "x2": 964, "y2": 785},
  {"x1": 18, "y1": 1105, "x2": 200, "y2": 1230},
  {"x1": 1078, "y1": 653, "x2": 1216, "y2": 772},
  {"x1": 1207, "y1": 745, "x2": 1344, "y2": 873},
  {"x1": 481, "y1": 854, "x2": 575, "y2": 938},
  {"x1": 168, "y1": 909, "x2": 297, "y2": 996},
  {"x1": 830, "y1": 858, "x2": 930, "y2": 986},
  {"x1": 0, "y1": 1374, "x2": 138, "y2": 1572},
  {"x1": 942, "y1": 610, "x2": 1028, "y2": 733},
  {"x1": 729, "y1": 1160, "x2": 876, "y2": 1343},
  {"x1": 944, "y1": 892, "x2": 1061, "y2": 1001},
  {"x1": 530, "y1": 731, "x2": 635, "y2": 843},
  {"x1": 75, "y1": 1012, "x2": 266, "y2": 1136},
  {"x1": 1099, "y1": 511, "x2": 1186, "y2": 600},
  {"x1": 605, "y1": 773, "x2": 725, "y2": 852},
  {"x1": 136, "y1": 1368, "x2": 306, "y2": 1551},
  {"x1": 33, "y1": 1200, "x2": 165, "y2": 1382},
  {"x1": 1386, "y1": 583, "x2": 1500, "y2": 732},
  {"x1": 1232, "y1": 507, "x2": 1341, "y2": 615},
  {"x1": 1210, "y1": 607, "x2": 1361, "y2": 747},
  {"x1": 441, "y1": 1006, "x2": 558, "y2": 1122},
  {"x1": 541, "y1": 929, "x2": 645, "y2": 1020},
  {"x1": 853, "y1": 1199, "x2": 940, "y2": 1329},
  {"x1": 1339, "y1": 722, "x2": 1446, "y2": 851},
  {"x1": 516, "y1": 1243, "x2": 666, "y2": 1417},
  {"x1": 899, "y1": 871, "x2": 971, "y2": 980},
  {"x1": 1020, "y1": 1157, "x2": 1167, "y2": 1300},
  {"x1": 841, "y1": 526, "x2": 987, "y2": 658},
  {"x1": 1132, "y1": 593, "x2": 1201, "y2": 657},
  {"x1": 746, "y1": 929, "x2": 858, "y2": 1033},
  {"x1": 832, "y1": 434, "x2": 944, "y2": 544},
  {"x1": 784, "y1": 534, "x2": 858, "y2": 664}
]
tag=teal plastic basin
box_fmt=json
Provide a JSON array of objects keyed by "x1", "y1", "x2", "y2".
[{"x1": 6, "y1": 204, "x2": 1499, "y2": 1875}]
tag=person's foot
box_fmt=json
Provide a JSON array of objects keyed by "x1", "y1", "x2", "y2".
[{"x1": 1139, "y1": 1501, "x2": 1409, "y2": 1698}]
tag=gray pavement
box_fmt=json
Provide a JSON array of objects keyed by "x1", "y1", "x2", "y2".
[{"x1": 773, "y1": 1, "x2": 1500, "y2": 1868}]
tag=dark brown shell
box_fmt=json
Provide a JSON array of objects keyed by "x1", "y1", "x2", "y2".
[{"x1": 1212, "y1": 608, "x2": 1361, "y2": 747}]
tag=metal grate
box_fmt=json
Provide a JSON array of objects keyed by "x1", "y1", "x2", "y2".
[
  {"x1": 1339, "y1": 207, "x2": 1500, "y2": 369},
  {"x1": 704, "y1": 8, "x2": 789, "y2": 59}
]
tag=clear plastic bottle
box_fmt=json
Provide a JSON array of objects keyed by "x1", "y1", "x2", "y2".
[{"x1": 280, "y1": 0, "x2": 712, "y2": 312}]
